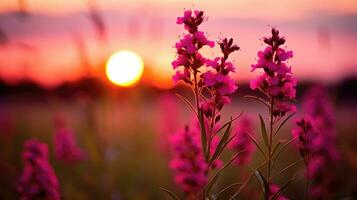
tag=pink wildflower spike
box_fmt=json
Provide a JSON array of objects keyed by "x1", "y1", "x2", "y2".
[
  {"x1": 298, "y1": 85, "x2": 340, "y2": 199},
  {"x1": 169, "y1": 118, "x2": 222, "y2": 191},
  {"x1": 250, "y1": 28, "x2": 297, "y2": 119},
  {"x1": 206, "y1": 57, "x2": 220, "y2": 69},
  {"x1": 17, "y1": 139, "x2": 61, "y2": 200},
  {"x1": 291, "y1": 117, "x2": 318, "y2": 165},
  {"x1": 54, "y1": 126, "x2": 85, "y2": 165},
  {"x1": 194, "y1": 31, "x2": 215, "y2": 48},
  {"x1": 228, "y1": 117, "x2": 256, "y2": 165},
  {"x1": 169, "y1": 119, "x2": 222, "y2": 195}
]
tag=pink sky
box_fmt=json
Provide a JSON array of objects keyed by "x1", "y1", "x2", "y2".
[{"x1": 0, "y1": 0, "x2": 357, "y2": 87}]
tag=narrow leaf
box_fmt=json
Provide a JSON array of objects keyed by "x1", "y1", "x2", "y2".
[
  {"x1": 271, "y1": 139, "x2": 286, "y2": 157},
  {"x1": 274, "y1": 112, "x2": 295, "y2": 136},
  {"x1": 213, "y1": 112, "x2": 243, "y2": 137},
  {"x1": 244, "y1": 95, "x2": 269, "y2": 108},
  {"x1": 215, "y1": 182, "x2": 243, "y2": 198},
  {"x1": 272, "y1": 137, "x2": 297, "y2": 166},
  {"x1": 175, "y1": 93, "x2": 197, "y2": 116},
  {"x1": 209, "y1": 121, "x2": 232, "y2": 165},
  {"x1": 247, "y1": 133, "x2": 267, "y2": 159},
  {"x1": 160, "y1": 187, "x2": 180, "y2": 200},
  {"x1": 254, "y1": 170, "x2": 269, "y2": 199},
  {"x1": 271, "y1": 177, "x2": 295, "y2": 200},
  {"x1": 272, "y1": 159, "x2": 303, "y2": 180},
  {"x1": 198, "y1": 110, "x2": 208, "y2": 162},
  {"x1": 259, "y1": 114, "x2": 269, "y2": 148},
  {"x1": 203, "y1": 151, "x2": 245, "y2": 195},
  {"x1": 229, "y1": 173, "x2": 254, "y2": 200}
]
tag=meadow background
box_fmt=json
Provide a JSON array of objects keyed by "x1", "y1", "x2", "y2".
[{"x1": 0, "y1": 0, "x2": 357, "y2": 199}]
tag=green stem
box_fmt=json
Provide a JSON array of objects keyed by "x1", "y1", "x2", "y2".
[
  {"x1": 304, "y1": 175, "x2": 309, "y2": 200},
  {"x1": 267, "y1": 98, "x2": 274, "y2": 199}
]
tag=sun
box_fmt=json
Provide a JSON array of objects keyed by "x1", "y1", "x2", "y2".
[{"x1": 106, "y1": 50, "x2": 144, "y2": 87}]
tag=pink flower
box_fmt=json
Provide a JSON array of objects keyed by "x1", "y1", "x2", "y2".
[
  {"x1": 169, "y1": 118, "x2": 222, "y2": 195},
  {"x1": 175, "y1": 34, "x2": 196, "y2": 54},
  {"x1": 292, "y1": 118, "x2": 318, "y2": 160},
  {"x1": 228, "y1": 117, "x2": 255, "y2": 165},
  {"x1": 169, "y1": 124, "x2": 208, "y2": 194},
  {"x1": 17, "y1": 139, "x2": 61, "y2": 200},
  {"x1": 172, "y1": 68, "x2": 191, "y2": 83},
  {"x1": 216, "y1": 76, "x2": 238, "y2": 96},
  {"x1": 294, "y1": 86, "x2": 340, "y2": 199},
  {"x1": 171, "y1": 54, "x2": 189, "y2": 69},
  {"x1": 206, "y1": 57, "x2": 220, "y2": 69},
  {"x1": 176, "y1": 10, "x2": 192, "y2": 25},
  {"x1": 194, "y1": 31, "x2": 215, "y2": 48},
  {"x1": 176, "y1": 10, "x2": 204, "y2": 33},
  {"x1": 250, "y1": 28, "x2": 297, "y2": 119},
  {"x1": 54, "y1": 126, "x2": 85, "y2": 165}
]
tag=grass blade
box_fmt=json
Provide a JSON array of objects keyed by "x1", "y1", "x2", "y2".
[
  {"x1": 254, "y1": 170, "x2": 269, "y2": 200},
  {"x1": 160, "y1": 187, "x2": 180, "y2": 200},
  {"x1": 215, "y1": 182, "x2": 243, "y2": 199},
  {"x1": 213, "y1": 112, "x2": 243, "y2": 137},
  {"x1": 259, "y1": 114, "x2": 269, "y2": 148},
  {"x1": 175, "y1": 93, "x2": 197, "y2": 116},
  {"x1": 272, "y1": 159, "x2": 303, "y2": 180},
  {"x1": 209, "y1": 121, "x2": 232, "y2": 165},
  {"x1": 202, "y1": 150, "x2": 245, "y2": 195},
  {"x1": 247, "y1": 133, "x2": 267, "y2": 160},
  {"x1": 274, "y1": 112, "x2": 295, "y2": 136},
  {"x1": 271, "y1": 176, "x2": 296, "y2": 200},
  {"x1": 244, "y1": 95, "x2": 269, "y2": 108},
  {"x1": 198, "y1": 109, "x2": 208, "y2": 162},
  {"x1": 272, "y1": 136, "x2": 297, "y2": 167}
]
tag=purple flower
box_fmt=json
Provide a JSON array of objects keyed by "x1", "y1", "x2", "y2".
[
  {"x1": 17, "y1": 139, "x2": 61, "y2": 200},
  {"x1": 169, "y1": 120, "x2": 221, "y2": 195},
  {"x1": 54, "y1": 126, "x2": 85, "y2": 165},
  {"x1": 250, "y1": 28, "x2": 297, "y2": 119},
  {"x1": 228, "y1": 117, "x2": 255, "y2": 165},
  {"x1": 292, "y1": 118, "x2": 318, "y2": 164},
  {"x1": 293, "y1": 86, "x2": 340, "y2": 199},
  {"x1": 194, "y1": 31, "x2": 215, "y2": 48}
]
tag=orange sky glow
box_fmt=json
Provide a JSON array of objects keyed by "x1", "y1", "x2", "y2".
[{"x1": 0, "y1": 0, "x2": 357, "y2": 88}]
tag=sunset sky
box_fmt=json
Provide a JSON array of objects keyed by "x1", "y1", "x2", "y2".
[{"x1": 0, "y1": 0, "x2": 356, "y2": 88}]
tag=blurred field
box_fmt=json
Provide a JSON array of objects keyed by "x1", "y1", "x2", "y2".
[{"x1": 0, "y1": 80, "x2": 356, "y2": 199}]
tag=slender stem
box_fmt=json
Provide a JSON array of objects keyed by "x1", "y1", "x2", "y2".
[
  {"x1": 304, "y1": 174, "x2": 309, "y2": 200},
  {"x1": 194, "y1": 71, "x2": 200, "y2": 113},
  {"x1": 304, "y1": 155, "x2": 310, "y2": 200},
  {"x1": 267, "y1": 98, "x2": 274, "y2": 199}
]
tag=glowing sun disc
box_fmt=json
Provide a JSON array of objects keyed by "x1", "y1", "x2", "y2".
[{"x1": 106, "y1": 50, "x2": 144, "y2": 87}]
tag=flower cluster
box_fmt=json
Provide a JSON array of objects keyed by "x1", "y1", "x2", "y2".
[
  {"x1": 250, "y1": 28, "x2": 297, "y2": 119},
  {"x1": 292, "y1": 117, "x2": 318, "y2": 165},
  {"x1": 169, "y1": 120, "x2": 221, "y2": 196},
  {"x1": 200, "y1": 37, "x2": 239, "y2": 113},
  {"x1": 172, "y1": 10, "x2": 214, "y2": 84},
  {"x1": 269, "y1": 183, "x2": 289, "y2": 200},
  {"x1": 54, "y1": 125, "x2": 85, "y2": 165},
  {"x1": 292, "y1": 86, "x2": 339, "y2": 199},
  {"x1": 228, "y1": 117, "x2": 255, "y2": 165},
  {"x1": 17, "y1": 139, "x2": 61, "y2": 200},
  {"x1": 301, "y1": 86, "x2": 339, "y2": 199},
  {"x1": 172, "y1": 9, "x2": 239, "y2": 165}
]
